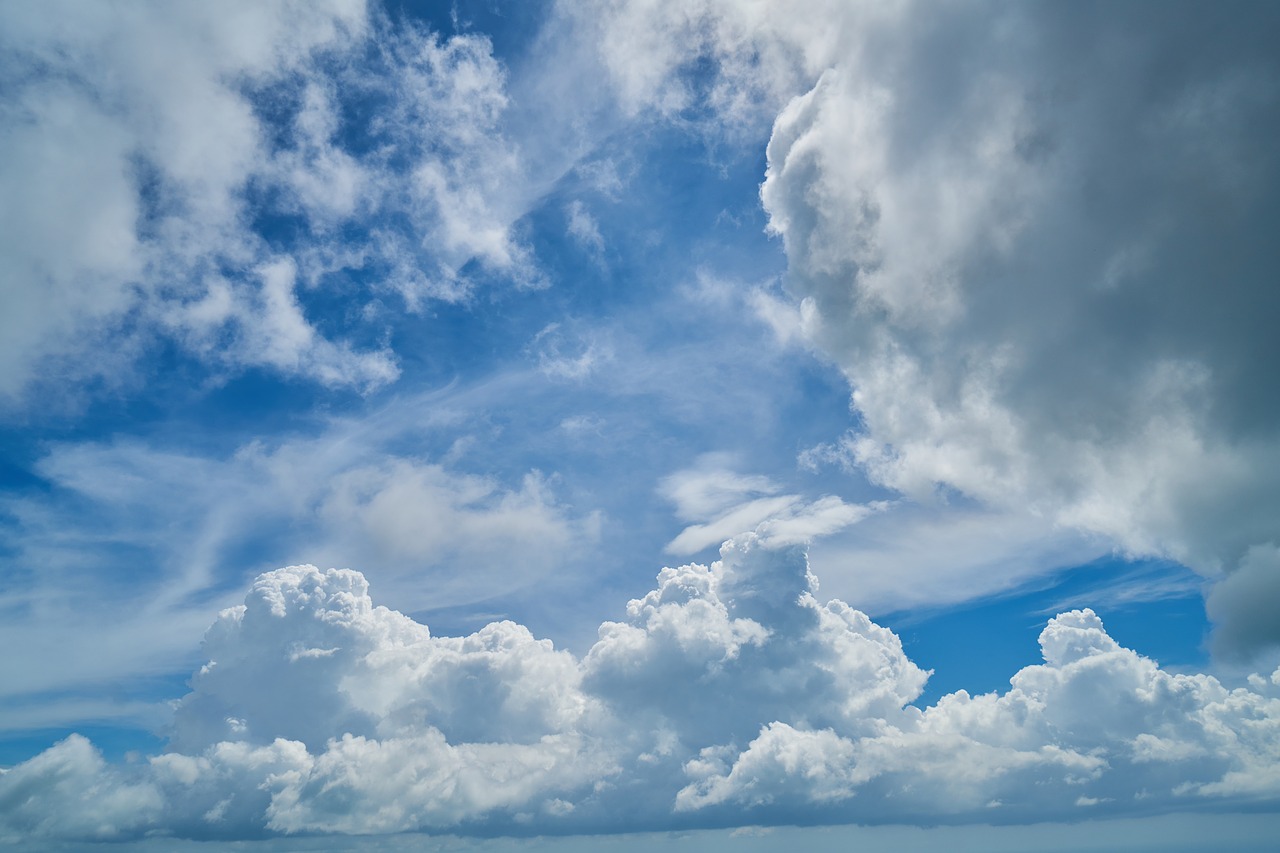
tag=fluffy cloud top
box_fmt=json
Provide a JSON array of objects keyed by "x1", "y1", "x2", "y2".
[{"x1": 4, "y1": 539, "x2": 1278, "y2": 841}]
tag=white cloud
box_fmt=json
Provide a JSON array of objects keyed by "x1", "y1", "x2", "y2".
[
  {"x1": 375, "y1": 28, "x2": 547, "y2": 298},
  {"x1": 0, "y1": 401, "x2": 600, "y2": 725},
  {"x1": 0, "y1": 0, "x2": 392, "y2": 398},
  {"x1": 574, "y1": 0, "x2": 1280, "y2": 657},
  {"x1": 0, "y1": 734, "x2": 161, "y2": 842},
  {"x1": 566, "y1": 200, "x2": 606, "y2": 255},
  {"x1": 673, "y1": 605, "x2": 1280, "y2": 822},
  {"x1": 315, "y1": 460, "x2": 592, "y2": 599},
  {"x1": 0, "y1": 3, "x2": 589, "y2": 401},
  {"x1": 746, "y1": 287, "x2": 806, "y2": 347},
  {"x1": 164, "y1": 257, "x2": 399, "y2": 390},
  {"x1": 4, "y1": 539, "x2": 1280, "y2": 841},
  {"x1": 661, "y1": 456, "x2": 780, "y2": 521},
  {"x1": 584, "y1": 537, "x2": 929, "y2": 775},
  {"x1": 530, "y1": 323, "x2": 612, "y2": 380},
  {"x1": 807, "y1": 502, "x2": 1108, "y2": 615},
  {"x1": 168, "y1": 565, "x2": 597, "y2": 755},
  {"x1": 272, "y1": 81, "x2": 369, "y2": 224},
  {"x1": 660, "y1": 457, "x2": 883, "y2": 555}
]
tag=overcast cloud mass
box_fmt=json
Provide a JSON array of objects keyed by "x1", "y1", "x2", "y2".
[{"x1": 1, "y1": 0, "x2": 1278, "y2": 849}]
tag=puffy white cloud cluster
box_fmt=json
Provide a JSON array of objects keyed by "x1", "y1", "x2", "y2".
[
  {"x1": 682, "y1": 606, "x2": 1280, "y2": 821},
  {"x1": 170, "y1": 566, "x2": 593, "y2": 754},
  {"x1": 4, "y1": 540, "x2": 1279, "y2": 841},
  {"x1": 583, "y1": 536, "x2": 928, "y2": 788},
  {"x1": 0, "y1": 1, "x2": 552, "y2": 401},
  {"x1": 0, "y1": 0, "x2": 382, "y2": 396},
  {"x1": 161, "y1": 566, "x2": 609, "y2": 835},
  {"x1": 573, "y1": 0, "x2": 1280, "y2": 656}
]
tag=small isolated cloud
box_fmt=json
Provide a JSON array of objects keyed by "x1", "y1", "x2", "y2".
[
  {"x1": 679, "y1": 268, "x2": 740, "y2": 307},
  {"x1": 565, "y1": 200, "x2": 606, "y2": 255},
  {"x1": 165, "y1": 257, "x2": 400, "y2": 391},
  {"x1": 660, "y1": 456, "x2": 883, "y2": 554},
  {"x1": 572, "y1": 157, "x2": 626, "y2": 198},
  {"x1": 746, "y1": 288, "x2": 807, "y2": 347},
  {"x1": 4, "y1": 538, "x2": 1280, "y2": 842},
  {"x1": 530, "y1": 322, "x2": 613, "y2": 380},
  {"x1": 559, "y1": 414, "x2": 606, "y2": 435}
]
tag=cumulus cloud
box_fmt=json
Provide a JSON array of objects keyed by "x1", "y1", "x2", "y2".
[
  {"x1": 5, "y1": 539, "x2": 1279, "y2": 841},
  {"x1": 574, "y1": 0, "x2": 1280, "y2": 656},
  {"x1": 161, "y1": 566, "x2": 608, "y2": 834},
  {"x1": 673, "y1": 605, "x2": 1280, "y2": 823},
  {"x1": 0, "y1": 415, "x2": 600, "y2": 728},
  {"x1": 0, "y1": 734, "x2": 161, "y2": 841}
]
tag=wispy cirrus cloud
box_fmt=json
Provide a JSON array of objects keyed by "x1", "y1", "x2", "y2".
[{"x1": 660, "y1": 455, "x2": 885, "y2": 555}]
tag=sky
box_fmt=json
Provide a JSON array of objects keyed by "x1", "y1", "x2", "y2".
[{"x1": 1, "y1": 0, "x2": 1279, "y2": 849}]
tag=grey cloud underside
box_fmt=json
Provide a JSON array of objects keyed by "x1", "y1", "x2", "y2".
[
  {"x1": 576, "y1": 0, "x2": 1280, "y2": 655},
  {"x1": 4, "y1": 540, "x2": 1278, "y2": 841}
]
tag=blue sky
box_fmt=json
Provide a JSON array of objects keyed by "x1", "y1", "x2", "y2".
[{"x1": 2, "y1": 0, "x2": 1279, "y2": 848}]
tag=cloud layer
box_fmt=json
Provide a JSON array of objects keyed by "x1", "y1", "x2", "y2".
[{"x1": 4, "y1": 539, "x2": 1278, "y2": 841}]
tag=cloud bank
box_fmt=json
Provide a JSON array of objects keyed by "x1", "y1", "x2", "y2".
[{"x1": 4, "y1": 539, "x2": 1278, "y2": 842}]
